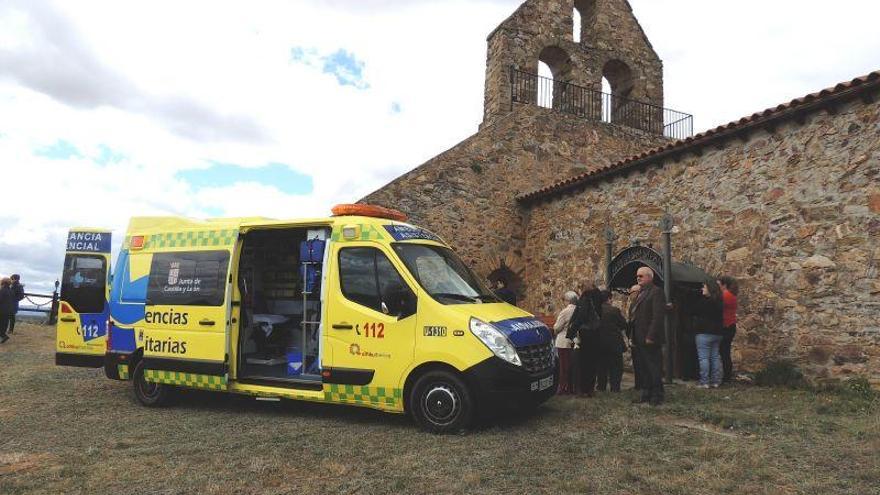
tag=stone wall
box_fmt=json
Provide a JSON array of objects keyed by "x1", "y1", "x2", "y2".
[
  {"x1": 482, "y1": 0, "x2": 663, "y2": 128},
  {"x1": 521, "y1": 96, "x2": 880, "y2": 384},
  {"x1": 362, "y1": 104, "x2": 668, "y2": 293}
]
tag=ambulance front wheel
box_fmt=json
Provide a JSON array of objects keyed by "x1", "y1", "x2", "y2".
[
  {"x1": 133, "y1": 361, "x2": 173, "y2": 407},
  {"x1": 409, "y1": 370, "x2": 474, "y2": 434}
]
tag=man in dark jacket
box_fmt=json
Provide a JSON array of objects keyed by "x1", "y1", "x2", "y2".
[
  {"x1": 596, "y1": 291, "x2": 627, "y2": 392},
  {"x1": 9, "y1": 274, "x2": 24, "y2": 334},
  {"x1": 629, "y1": 267, "x2": 666, "y2": 405}
]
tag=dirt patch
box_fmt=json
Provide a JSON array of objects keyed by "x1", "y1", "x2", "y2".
[
  {"x1": 666, "y1": 417, "x2": 754, "y2": 439},
  {"x1": 0, "y1": 452, "x2": 58, "y2": 475}
]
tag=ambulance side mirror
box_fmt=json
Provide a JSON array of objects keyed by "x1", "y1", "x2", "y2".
[
  {"x1": 399, "y1": 291, "x2": 417, "y2": 320},
  {"x1": 383, "y1": 282, "x2": 417, "y2": 320}
]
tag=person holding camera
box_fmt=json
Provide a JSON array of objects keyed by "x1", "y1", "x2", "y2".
[{"x1": 692, "y1": 282, "x2": 725, "y2": 388}]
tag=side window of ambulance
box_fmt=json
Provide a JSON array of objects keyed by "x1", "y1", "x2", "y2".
[
  {"x1": 61, "y1": 254, "x2": 107, "y2": 314},
  {"x1": 339, "y1": 247, "x2": 415, "y2": 318},
  {"x1": 147, "y1": 251, "x2": 230, "y2": 306}
]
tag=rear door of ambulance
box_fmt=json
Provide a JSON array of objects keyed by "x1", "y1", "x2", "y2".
[
  {"x1": 135, "y1": 229, "x2": 237, "y2": 390},
  {"x1": 56, "y1": 229, "x2": 112, "y2": 368}
]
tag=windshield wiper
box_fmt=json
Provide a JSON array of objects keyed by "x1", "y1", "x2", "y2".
[
  {"x1": 475, "y1": 294, "x2": 500, "y2": 302},
  {"x1": 433, "y1": 292, "x2": 480, "y2": 303}
]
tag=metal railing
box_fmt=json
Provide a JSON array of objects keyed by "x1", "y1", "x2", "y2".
[
  {"x1": 20, "y1": 283, "x2": 60, "y2": 324},
  {"x1": 509, "y1": 68, "x2": 694, "y2": 140}
]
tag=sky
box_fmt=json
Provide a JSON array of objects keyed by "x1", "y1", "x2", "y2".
[{"x1": 1, "y1": 0, "x2": 879, "y2": 294}]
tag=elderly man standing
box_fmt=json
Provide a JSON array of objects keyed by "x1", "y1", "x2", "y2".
[
  {"x1": 629, "y1": 267, "x2": 666, "y2": 406},
  {"x1": 625, "y1": 284, "x2": 642, "y2": 390}
]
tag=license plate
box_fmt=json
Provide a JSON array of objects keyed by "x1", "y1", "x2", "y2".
[{"x1": 530, "y1": 376, "x2": 553, "y2": 392}]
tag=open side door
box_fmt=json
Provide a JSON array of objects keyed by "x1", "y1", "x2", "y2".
[{"x1": 56, "y1": 229, "x2": 112, "y2": 368}]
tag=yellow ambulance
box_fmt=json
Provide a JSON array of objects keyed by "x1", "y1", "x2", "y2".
[{"x1": 56, "y1": 205, "x2": 556, "y2": 433}]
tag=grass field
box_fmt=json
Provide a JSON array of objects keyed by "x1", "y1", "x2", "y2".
[{"x1": 1, "y1": 323, "x2": 878, "y2": 495}]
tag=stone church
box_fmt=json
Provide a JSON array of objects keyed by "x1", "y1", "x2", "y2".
[{"x1": 363, "y1": 0, "x2": 880, "y2": 385}]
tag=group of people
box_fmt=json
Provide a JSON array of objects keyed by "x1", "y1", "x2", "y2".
[
  {"x1": 552, "y1": 266, "x2": 739, "y2": 405},
  {"x1": 0, "y1": 274, "x2": 26, "y2": 343}
]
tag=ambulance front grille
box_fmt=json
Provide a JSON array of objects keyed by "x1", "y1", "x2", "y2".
[{"x1": 518, "y1": 342, "x2": 554, "y2": 373}]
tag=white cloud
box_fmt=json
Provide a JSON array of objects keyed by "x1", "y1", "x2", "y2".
[{"x1": 1, "y1": 0, "x2": 879, "y2": 292}]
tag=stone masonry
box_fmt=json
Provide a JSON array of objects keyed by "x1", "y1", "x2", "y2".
[
  {"x1": 363, "y1": 105, "x2": 668, "y2": 292},
  {"x1": 520, "y1": 94, "x2": 880, "y2": 385}
]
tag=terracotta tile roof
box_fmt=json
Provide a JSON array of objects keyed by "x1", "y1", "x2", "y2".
[{"x1": 517, "y1": 70, "x2": 880, "y2": 205}]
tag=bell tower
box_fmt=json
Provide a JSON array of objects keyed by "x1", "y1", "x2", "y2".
[{"x1": 481, "y1": 0, "x2": 664, "y2": 130}]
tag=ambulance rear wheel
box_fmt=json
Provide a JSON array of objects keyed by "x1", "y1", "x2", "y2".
[
  {"x1": 133, "y1": 361, "x2": 172, "y2": 407},
  {"x1": 409, "y1": 370, "x2": 474, "y2": 434}
]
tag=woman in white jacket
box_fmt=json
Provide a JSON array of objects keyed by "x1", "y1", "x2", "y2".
[{"x1": 553, "y1": 291, "x2": 579, "y2": 395}]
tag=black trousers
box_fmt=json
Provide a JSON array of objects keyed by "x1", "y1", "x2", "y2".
[
  {"x1": 597, "y1": 351, "x2": 624, "y2": 392},
  {"x1": 7, "y1": 314, "x2": 15, "y2": 334},
  {"x1": 0, "y1": 313, "x2": 10, "y2": 338},
  {"x1": 577, "y1": 343, "x2": 599, "y2": 395},
  {"x1": 630, "y1": 345, "x2": 642, "y2": 390},
  {"x1": 721, "y1": 325, "x2": 737, "y2": 382},
  {"x1": 637, "y1": 344, "x2": 664, "y2": 402}
]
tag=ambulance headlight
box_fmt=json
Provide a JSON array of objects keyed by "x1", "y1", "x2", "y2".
[{"x1": 469, "y1": 318, "x2": 521, "y2": 366}]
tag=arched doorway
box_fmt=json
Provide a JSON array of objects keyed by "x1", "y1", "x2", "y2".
[
  {"x1": 608, "y1": 246, "x2": 715, "y2": 380},
  {"x1": 608, "y1": 245, "x2": 664, "y2": 291},
  {"x1": 487, "y1": 263, "x2": 522, "y2": 305}
]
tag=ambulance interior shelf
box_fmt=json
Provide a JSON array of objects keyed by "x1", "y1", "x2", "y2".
[{"x1": 237, "y1": 227, "x2": 327, "y2": 382}]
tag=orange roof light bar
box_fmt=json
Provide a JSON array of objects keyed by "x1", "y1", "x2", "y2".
[{"x1": 331, "y1": 204, "x2": 408, "y2": 222}]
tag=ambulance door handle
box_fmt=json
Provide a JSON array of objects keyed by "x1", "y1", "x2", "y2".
[
  {"x1": 332, "y1": 323, "x2": 353, "y2": 330},
  {"x1": 60, "y1": 316, "x2": 77, "y2": 323},
  {"x1": 199, "y1": 319, "x2": 216, "y2": 327}
]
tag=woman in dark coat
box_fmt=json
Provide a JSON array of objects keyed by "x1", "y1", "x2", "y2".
[
  {"x1": 692, "y1": 282, "x2": 724, "y2": 388},
  {"x1": 566, "y1": 284, "x2": 603, "y2": 397},
  {"x1": 596, "y1": 290, "x2": 628, "y2": 392},
  {"x1": 0, "y1": 278, "x2": 14, "y2": 343}
]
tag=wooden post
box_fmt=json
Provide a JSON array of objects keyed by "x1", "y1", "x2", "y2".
[
  {"x1": 49, "y1": 280, "x2": 60, "y2": 325},
  {"x1": 659, "y1": 214, "x2": 675, "y2": 384}
]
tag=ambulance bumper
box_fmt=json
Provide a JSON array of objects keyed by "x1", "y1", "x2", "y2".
[
  {"x1": 463, "y1": 356, "x2": 557, "y2": 416},
  {"x1": 55, "y1": 352, "x2": 104, "y2": 368},
  {"x1": 104, "y1": 351, "x2": 133, "y2": 380}
]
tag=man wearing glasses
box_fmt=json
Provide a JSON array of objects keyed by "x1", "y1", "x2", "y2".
[{"x1": 629, "y1": 267, "x2": 666, "y2": 405}]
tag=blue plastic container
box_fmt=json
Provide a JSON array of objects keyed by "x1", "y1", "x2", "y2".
[{"x1": 286, "y1": 348, "x2": 303, "y2": 377}]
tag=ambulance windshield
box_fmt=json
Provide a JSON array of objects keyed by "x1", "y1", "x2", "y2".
[{"x1": 392, "y1": 244, "x2": 500, "y2": 305}]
